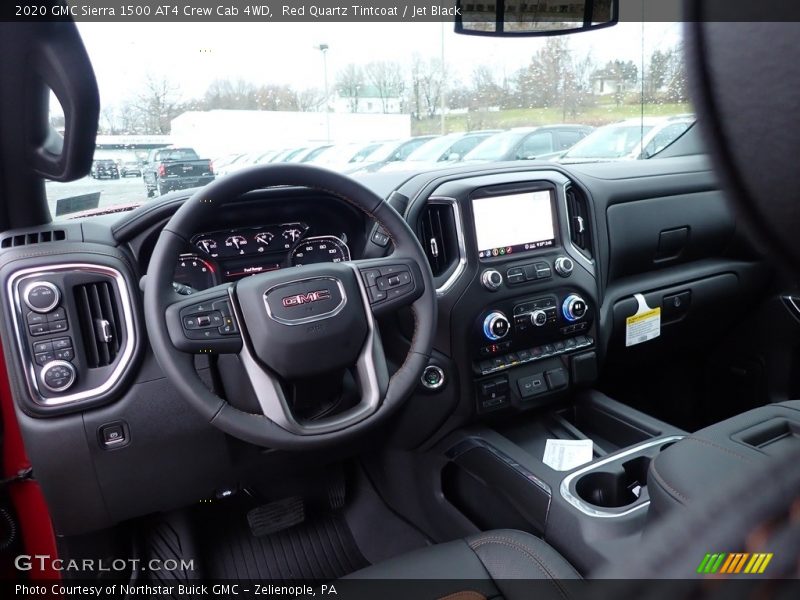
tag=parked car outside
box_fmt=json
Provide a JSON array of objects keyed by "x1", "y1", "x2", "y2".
[
  {"x1": 380, "y1": 130, "x2": 501, "y2": 171},
  {"x1": 90, "y1": 159, "x2": 119, "y2": 179},
  {"x1": 346, "y1": 136, "x2": 439, "y2": 174},
  {"x1": 554, "y1": 116, "x2": 696, "y2": 163},
  {"x1": 462, "y1": 125, "x2": 593, "y2": 163},
  {"x1": 142, "y1": 147, "x2": 214, "y2": 197}
]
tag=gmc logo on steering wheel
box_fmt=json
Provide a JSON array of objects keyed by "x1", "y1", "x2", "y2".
[{"x1": 281, "y1": 290, "x2": 332, "y2": 307}]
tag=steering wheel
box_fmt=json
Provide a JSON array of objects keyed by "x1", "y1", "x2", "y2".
[{"x1": 144, "y1": 164, "x2": 436, "y2": 449}]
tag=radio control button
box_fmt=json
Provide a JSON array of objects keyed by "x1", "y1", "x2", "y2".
[
  {"x1": 481, "y1": 269, "x2": 503, "y2": 291},
  {"x1": 562, "y1": 294, "x2": 588, "y2": 322},
  {"x1": 555, "y1": 256, "x2": 575, "y2": 277}
]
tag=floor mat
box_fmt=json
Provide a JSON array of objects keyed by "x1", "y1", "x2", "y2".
[{"x1": 197, "y1": 508, "x2": 369, "y2": 580}]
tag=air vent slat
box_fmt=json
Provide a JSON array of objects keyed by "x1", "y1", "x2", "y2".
[
  {"x1": 0, "y1": 229, "x2": 65, "y2": 248},
  {"x1": 74, "y1": 280, "x2": 123, "y2": 368},
  {"x1": 566, "y1": 186, "x2": 593, "y2": 259},
  {"x1": 419, "y1": 201, "x2": 459, "y2": 278}
]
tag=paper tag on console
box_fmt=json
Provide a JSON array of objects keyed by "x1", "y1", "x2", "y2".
[
  {"x1": 542, "y1": 439, "x2": 594, "y2": 471},
  {"x1": 625, "y1": 293, "x2": 661, "y2": 347}
]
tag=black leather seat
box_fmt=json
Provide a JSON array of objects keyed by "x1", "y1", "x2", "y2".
[{"x1": 344, "y1": 529, "x2": 579, "y2": 599}]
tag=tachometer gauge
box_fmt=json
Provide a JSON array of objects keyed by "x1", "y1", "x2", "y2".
[
  {"x1": 290, "y1": 236, "x2": 351, "y2": 266},
  {"x1": 174, "y1": 254, "x2": 217, "y2": 291},
  {"x1": 254, "y1": 231, "x2": 274, "y2": 252},
  {"x1": 195, "y1": 237, "x2": 218, "y2": 257},
  {"x1": 225, "y1": 234, "x2": 248, "y2": 254}
]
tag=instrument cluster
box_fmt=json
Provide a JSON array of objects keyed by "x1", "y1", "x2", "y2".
[{"x1": 174, "y1": 222, "x2": 352, "y2": 291}]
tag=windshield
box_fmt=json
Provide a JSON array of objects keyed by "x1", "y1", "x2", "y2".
[
  {"x1": 464, "y1": 131, "x2": 527, "y2": 161},
  {"x1": 563, "y1": 124, "x2": 656, "y2": 159},
  {"x1": 46, "y1": 20, "x2": 692, "y2": 219}
]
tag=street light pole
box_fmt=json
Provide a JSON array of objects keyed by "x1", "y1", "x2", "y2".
[
  {"x1": 440, "y1": 22, "x2": 446, "y2": 135},
  {"x1": 316, "y1": 43, "x2": 331, "y2": 142}
]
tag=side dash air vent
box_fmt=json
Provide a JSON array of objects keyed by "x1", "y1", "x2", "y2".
[
  {"x1": 74, "y1": 281, "x2": 123, "y2": 368},
  {"x1": 0, "y1": 229, "x2": 66, "y2": 248},
  {"x1": 565, "y1": 185, "x2": 593, "y2": 259},
  {"x1": 419, "y1": 201, "x2": 460, "y2": 278}
]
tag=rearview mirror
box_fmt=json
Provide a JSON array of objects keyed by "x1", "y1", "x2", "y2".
[{"x1": 455, "y1": 0, "x2": 618, "y2": 37}]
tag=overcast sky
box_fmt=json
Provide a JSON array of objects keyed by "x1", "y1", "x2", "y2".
[{"x1": 73, "y1": 20, "x2": 682, "y2": 110}]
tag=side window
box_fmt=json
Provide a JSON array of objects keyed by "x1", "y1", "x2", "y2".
[
  {"x1": 556, "y1": 130, "x2": 586, "y2": 151},
  {"x1": 398, "y1": 139, "x2": 424, "y2": 160},
  {"x1": 516, "y1": 132, "x2": 554, "y2": 159},
  {"x1": 446, "y1": 137, "x2": 482, "y2": 160}
]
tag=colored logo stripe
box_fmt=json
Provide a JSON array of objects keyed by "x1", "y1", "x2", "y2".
[{"x1": 698, "y1": 553, "x2": 773, "y2": 574}]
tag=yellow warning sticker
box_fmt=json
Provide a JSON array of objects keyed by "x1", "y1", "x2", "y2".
[{"x1": 625, "y1": 294, "x2": 661, "y2": 347}]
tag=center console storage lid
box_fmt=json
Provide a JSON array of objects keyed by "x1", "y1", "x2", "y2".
[{"x1": 648, "y1": 400, "x2": 800, "y2": 521}]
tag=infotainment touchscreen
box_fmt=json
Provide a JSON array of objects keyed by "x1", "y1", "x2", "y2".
[{"x1": 472, "y1": 190, "x2": 556, "y2": 258}]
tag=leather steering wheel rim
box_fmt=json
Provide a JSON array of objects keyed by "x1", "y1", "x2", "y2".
[{"x1": 144, "y1": 163, "x2": 436, "y2": 449}]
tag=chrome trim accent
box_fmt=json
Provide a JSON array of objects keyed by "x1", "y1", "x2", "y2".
[
  {"x1": 420, "y1": 365, "x2": 446, "y2": 390},
  {"x1": 7, "y1": 264, "x2": 137, "y2": 407},
  {"x1": 39, "y1": 360, "x2": 76, "y2": 393},
  {"x1": 561, "y1": 182, "x2": 595, "y2": 273},
  {"x1": 426, "y1": 197, "x2": 467, "y2": 297},
  {"x1": 559, "y1": 435, "x2": 685, "y2": 518},
  {"x1": 263, "y1": 276, "x2": 347, "y2": 326},
  {"x1": 237, "y1": 264, "x2": 382, "y2": 435},
  {"x1": 22, "y1": 281, "x2": 60, "y2": 313}
]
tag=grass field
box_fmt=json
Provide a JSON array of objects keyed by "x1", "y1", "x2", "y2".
[{"x1": 411, "y1": 102, "x2": 692, "y2": 135}]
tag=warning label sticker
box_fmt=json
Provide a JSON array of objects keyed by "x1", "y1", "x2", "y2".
[{"x1": 625, "y1": 294, "x2": 661, "y2": 347}]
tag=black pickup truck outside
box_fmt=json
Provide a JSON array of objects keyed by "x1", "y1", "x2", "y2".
[{"x1": 142, "y1": 147, "x2": 214, "y2": 197}]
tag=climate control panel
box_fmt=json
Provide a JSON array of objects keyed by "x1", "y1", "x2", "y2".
[{"x1": 473, "y1": 290, "x2": 594, "y2": 365}]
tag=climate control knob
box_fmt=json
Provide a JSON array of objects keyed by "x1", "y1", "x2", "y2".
[
  {"x1": 482, "y1": 311, "x2": 511, "y2": 341},
  {"x1": 531, "y1": 309, "x2": 548, "y2": 327},
  {"x1": 481, "y1": 269, "x2": 503, "y2": 291},
  {"x1": 562, "y1": 294, "x2": 588, "y2": 322},
  {"x1": 554, "y1": 256, "x2": 574, "y2": 278},
  {"x1": 23, "y1": 281, "x2": 60, "y2": 313}
]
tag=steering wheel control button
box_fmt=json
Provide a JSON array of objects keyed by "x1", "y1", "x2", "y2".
[
  {"x1": 554, "y1": 256, "x2": 575, "y2": 277},
  {"x1": 360, "y1": 264, "x2": 416, "y2": 307},
  {"x1": 371, "y1": 227, "x2": 390, "y2": 247},
  {"x1": 562, "y1": 294, "x2": 588, "y2": 322},
  {"x1": 483, "y1": 311, "x2": 511, "y2": 341},
  {"x1": 40, "y1": 360, "x2": 76, "y2": 393},
  {"x1": 421, "y1": 365, "x2": 446, "y2": 390},
  {"x1": 481, "y1": 269, "x2": 503, "y2": 291},
  {"x1": 99, "y1": 422, "x2": 128, "y2": 448},
  {"x1": 23, "y1": 281, "x2": 60, "y2": 313}
]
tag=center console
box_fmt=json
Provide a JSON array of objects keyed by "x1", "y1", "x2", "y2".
[{"x1": 420, "y1": 171, "x2": 600, "y2": 419}]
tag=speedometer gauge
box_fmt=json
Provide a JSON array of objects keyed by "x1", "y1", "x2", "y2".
[{"x1": 290, "y1": 236, "x2": 351, "y2": 266}]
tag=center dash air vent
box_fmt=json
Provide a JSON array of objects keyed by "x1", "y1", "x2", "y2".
[
  {"x1": 419, "y1": 201, "x2": 460, "y2": 278},
  {"x1": 1, "y1": 229, "x2": 65, "y2": 248},
  {"x1": 74, "y1": 281, "x2": 123, "y2": 368},
  {"x1": 565, "y1": 185, "x2": 593, "y2": 259}
]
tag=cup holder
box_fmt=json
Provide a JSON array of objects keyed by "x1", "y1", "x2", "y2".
[{"x1": 575, "y1": 456, "x2": 652, "y2": 508}]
